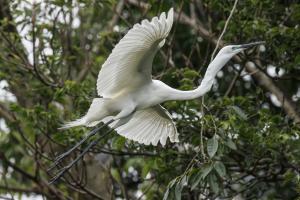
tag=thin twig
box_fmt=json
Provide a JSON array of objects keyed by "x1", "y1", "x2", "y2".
[
  {"x1": 107, "y1": 0, "x2": 125, "y2": 31},
  {"x1": 32, "y1": 3, "x2": 58, "y2": 87},
  {"x1": 165, "y1": 1, "x2": 184, "y2": 69},
  {"x1": 210, "y1": 0, "x2": 239, "y2": 61},
  {"x1": 224, "y1": 63, "x2": 245, "y2": 97},
  {"x1": 200, "y1": 97, "x2": 206, "y2": 159}
]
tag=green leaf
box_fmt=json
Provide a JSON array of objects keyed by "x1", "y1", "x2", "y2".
[
  {"x1": 207, "y1": 135, "x2": 218, "y2": 158},
  {"x1": 169, "y1": 178, "x2": 178, "y2": 188},
  {"x1": 111, "y1": 136, "x2": 126, "y2": 150},
  {"x1": 230, "y1": 106, "x2": 248, "y2": 120},
  {"x1": 208, "y1": 173, "x2": 219, "y2": 194},
  {"x1": 214, "y1": 161, "x2": 226, "y2": 177},
  {"x1": 163, "y1": 179, "x2": 178, "y2": 200},
  {"x1": 175, "y1": 176, "x2": 186, "y2": 200},
  {"x1": 225, "y1": 139, "x2": 237, "y2": 150},
  {"x1": 190, "y1": 171, "x2": 202, "y2": 190},
  {"x1": 110, "y1": 168, "x2": 121, "y2": 184},
  {"x1": 201, "y1": 163, "x2": 213, "y2": 179},
  {"x1": 141, "y1": 163, "x2": 151, "y2": 178},
  {"x1": 183, "y1": 69, "x2": 199, "y2": 79},
  {"x1": 163, "y1": 188, "x2": 170, "y2": 200},
  {"x1": 175, "y1": 183, "x2": 182, "y2": 200},
  {"x1": 191, "y1": 163, "x2": 214, "y2": 190}
]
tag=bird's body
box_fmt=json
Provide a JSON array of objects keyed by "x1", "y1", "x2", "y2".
[
  {"x1": 61, "y1": 8, "x2": 264, "y2": 146},
  {"x1": 88, "y1": 80, "x2": 170, "y2": 122}
]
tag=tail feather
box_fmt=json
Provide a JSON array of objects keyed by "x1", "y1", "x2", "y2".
[
  {"x1": 59, "y1": 117, "x2": 86, "y2": 130},
  {"x1": 59, "y1": 98, "x2": 111, "y2": 130}
]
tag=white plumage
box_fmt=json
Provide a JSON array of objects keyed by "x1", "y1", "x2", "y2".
[
  {"x1": 113, "y1": 105, "x2": 178, "y2": 146},
  {"x1": 96, "y1": 9, "x2": 173, "y2": 97},
  {"x1": 61, "y1": 8, "x2": 264, "y2": 146}
]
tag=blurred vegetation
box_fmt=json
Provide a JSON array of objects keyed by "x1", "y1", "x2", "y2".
[{"x1": 0, "y1": 0, "x2": 299, "y2": 199}]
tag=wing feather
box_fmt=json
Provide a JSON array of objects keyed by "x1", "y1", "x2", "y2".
[
  {"x1": 115, "y1": 105, "x2": 179, "y2": 146},
  {"x1": 127, "y1": 111, "x2": 154, "y2": 141},
  {"x1": 143, "y1": 119, "x2": 161, "y2": 144},
  {"x1": 97, "y1": 8, "x2": 174, "y2": 97},
  {"x1": 144, "y1": 117, "x2": 162, "y2": 145}
]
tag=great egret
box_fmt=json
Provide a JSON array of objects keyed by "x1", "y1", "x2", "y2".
[{"x1": 48, "y1": 8, "x2": 264, "y2": 183}]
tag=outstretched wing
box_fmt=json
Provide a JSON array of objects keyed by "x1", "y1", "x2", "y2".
[
  {"x1": 114, "y1": 105, "x2": 179, "y2": 146},
  {"x1": 97, "y1": 8, "x2": 174, "y2": 97}
]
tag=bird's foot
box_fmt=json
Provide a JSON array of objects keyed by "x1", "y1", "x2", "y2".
[
  {"x1": 47, "y1": 121, "x2": 113, "y2": 172},
  {"x1": 48, "y1": 124, "x2": 114, "y2": 184}
]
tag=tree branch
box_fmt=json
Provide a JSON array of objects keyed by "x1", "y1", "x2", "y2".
[
  {"x1": 0, "y1": 185, "x2": 40, "y2": 195},
  {"x1": 107, "y1": 0, "x2": 125, "y2": 31},
  {"x1": 0, "y1": 103, "x2": 15, "y2": 123},
  {"x1": 244, "y1": 61, "x2": 300, "y2": 123},
  {"x1": 176, "y1": 12, "x2": 300, "y2": 123},
  {"x1": 0, "y1": 152, "x2": 37, "y2": 182}
]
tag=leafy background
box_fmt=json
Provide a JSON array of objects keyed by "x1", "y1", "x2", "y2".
[{"x1": 0, "y1": 0, "x2": 299, "y2": 199}]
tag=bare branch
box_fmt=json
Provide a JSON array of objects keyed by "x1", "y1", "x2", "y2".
[
  {"x1": 31, "y1": 3, "x2": 59, "y2": 87},
  {"x1": 0, "y1": 185, "x2": 41, "y2": 195},
  {"x1": 210, "y1": 0, "x2": 238, "y2": 61},
  {"x1": 125, "y1": 0, "x2": 151, "y2": 10},
  {"x1": 107, "y1": 0, "x2": 125, "y2": 31}
]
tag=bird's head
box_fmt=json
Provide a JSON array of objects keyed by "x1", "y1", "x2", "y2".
[
  {"x1": 219, "y1": 41, "x2": 265, "y2": 57},
  {"x1": 199, "y1": 41, "x2": 266, "y2": 85}
]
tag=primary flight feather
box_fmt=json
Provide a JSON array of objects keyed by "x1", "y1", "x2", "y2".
[{"x1": 61, "y1": 8, "x2": 264, "y2": 146}]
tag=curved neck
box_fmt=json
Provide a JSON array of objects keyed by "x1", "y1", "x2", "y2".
[{"x1": 165, "y1": 53, "x2": 231, "y2": 101}]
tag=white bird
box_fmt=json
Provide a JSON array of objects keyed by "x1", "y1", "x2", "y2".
[
  {"x1": 49, "y1": 8, "x2": 264, "y2": 184},
  {"x1": 61, "y1": 8, "x2": 263, "y2": 146}
]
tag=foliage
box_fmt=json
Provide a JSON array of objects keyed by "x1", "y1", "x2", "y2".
[{"x1": 0, "y1": 0, "x2": 299, "y2": 199}]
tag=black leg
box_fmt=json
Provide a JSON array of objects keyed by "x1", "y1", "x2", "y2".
[
  {"x1": 48, "y1": 128, "x2": 114, "y2": 185},
  {"x1": 48, "y1": 119, "x2": 114, "y2": 172}
]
